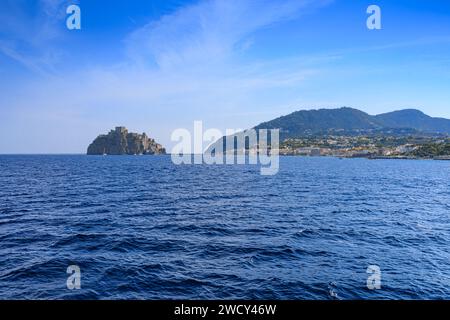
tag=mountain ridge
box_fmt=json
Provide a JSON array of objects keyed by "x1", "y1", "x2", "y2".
[{"x1": 253, "y1": 107, "x2": 450, "y2": 139}]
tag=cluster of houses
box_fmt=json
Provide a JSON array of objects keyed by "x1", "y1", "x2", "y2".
[{"x1": 278, "y1": 138, "x2": 420, "y2": 158}]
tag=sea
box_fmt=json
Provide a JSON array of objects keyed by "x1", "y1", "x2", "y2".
[{"x1": 0, "y1": 155, "x2": 449, "y2": 299}]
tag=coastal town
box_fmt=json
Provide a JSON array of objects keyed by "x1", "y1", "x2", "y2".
[{"x1": 278, "y1": 135, "x2": 450, "y2": 160}]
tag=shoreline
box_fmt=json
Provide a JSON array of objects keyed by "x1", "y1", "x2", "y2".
[
  {"x1": 1, "y1": 153, "x2": 449, "y2": 161},
  {"x1": 278, "y1": 154, "x2": 450, "y2": 161}
]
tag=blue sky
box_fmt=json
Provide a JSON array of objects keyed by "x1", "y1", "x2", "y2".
[{"x1": 1, "y1": 0, "x2": 450, "y2": 153}]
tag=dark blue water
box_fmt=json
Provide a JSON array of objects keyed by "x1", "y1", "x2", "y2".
[{"x1": 0, "y1": 155, "x2": 449, "y2": 299}]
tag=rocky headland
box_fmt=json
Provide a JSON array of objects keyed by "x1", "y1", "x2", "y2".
[{"x1": 87, "y1": 127, "x2": 166, "y2": 155}]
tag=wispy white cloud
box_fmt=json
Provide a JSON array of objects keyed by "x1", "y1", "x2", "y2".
[
  {"x1": 0, "y1": 0, "x2": 77, "y2": 73},
  {"x1": 125, "y1": 0, "x2": 329, "y2": 70},
  {"x1": 87, "y1": 0, "x2": 333, "y2": 110},
  {"x1": 11, "y1": 0, "x2": 333, "y2": 105}
]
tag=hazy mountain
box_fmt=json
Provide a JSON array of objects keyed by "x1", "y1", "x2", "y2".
[{"x1": 374, "y1": 109, "x2": 450, "y2": 134}]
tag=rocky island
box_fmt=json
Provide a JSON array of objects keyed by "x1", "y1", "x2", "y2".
[{"x1": 87, "y1": 127, "x2": 166, "y2": 155}]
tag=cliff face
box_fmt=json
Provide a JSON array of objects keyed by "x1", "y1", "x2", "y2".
[{"x1": 87, "y1": 127, "x2": 166, "y2": 155}]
